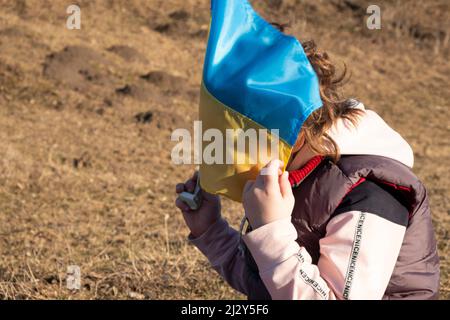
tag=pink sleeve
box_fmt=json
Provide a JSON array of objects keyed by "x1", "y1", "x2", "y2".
[
  {"x1": 188, "y1": 218, "x2": 267, "y2": 296},
  {"x1": 243, "y1": 213, "x2": 406, "y2": 300}
]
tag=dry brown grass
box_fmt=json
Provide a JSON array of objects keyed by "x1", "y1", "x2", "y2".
[{"x1": 0, "y1": 0, "x2": 448, "y2": 299}]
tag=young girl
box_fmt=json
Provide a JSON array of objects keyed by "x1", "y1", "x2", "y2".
[{"x1": 175, "y1": 37, "x2": 440, "y2": 300}]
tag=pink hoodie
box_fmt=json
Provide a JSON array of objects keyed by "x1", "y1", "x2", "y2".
[{"x1": 189, "y1": 103, "x2": 415, "y2": 300}]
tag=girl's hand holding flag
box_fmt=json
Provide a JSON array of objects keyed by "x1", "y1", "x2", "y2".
[
  {"x1": 175, "y1": 172, "x2": 221, "y2": 238},
  {"x1": 243, "y1": 160, "x2": 295, "y2": 230}
]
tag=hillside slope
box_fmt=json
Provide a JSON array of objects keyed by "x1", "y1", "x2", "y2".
[{"x1": 0, "y1": 0, "x2": 448, "y2": 299}]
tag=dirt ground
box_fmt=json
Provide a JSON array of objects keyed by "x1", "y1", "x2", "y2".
[{"x1": 0, "y1": 0, "x2": 448, "y2": 299}]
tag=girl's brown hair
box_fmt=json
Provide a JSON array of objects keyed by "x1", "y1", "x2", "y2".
[{"x1": 273, "y1": 23, "x2": 363, "y2": 162}]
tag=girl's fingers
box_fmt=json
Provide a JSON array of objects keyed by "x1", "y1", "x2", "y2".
[
  {"x1": 184, "y1": 171, "x2": 199, "y2": 193},
  {"x1": 177, "y1": 171, "x2": 199, "y2": 195},
  {"x1": 175, "y1": 198, "x2": 190, "y2": 212},
  {"x1": 185, "y1": 179, "x2": 196, "y2": 193},
  {"x1": 243, "y1": 180, "x2": 255, "y2": 194},
  {"x1": 279, "y1": 171, "x2": 293, "y2": 199},
  {"x1": 176, "y1": 183, "x2": 185, "y2": 194},
  {"x1": 202, "y1": 190, "x2": 216, "y2": 202},
  {"x1": 258, "y1": 159, "x2": 283, "y2": 189}
]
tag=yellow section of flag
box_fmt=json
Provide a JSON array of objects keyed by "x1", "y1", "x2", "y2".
[{"x1": 199, "y1": 83, "x2": 292, "y2": 202}]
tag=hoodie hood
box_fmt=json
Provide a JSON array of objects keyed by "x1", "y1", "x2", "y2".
[
  {"x1": 287, "y1": 102, "x2": 415, "y2": 171},
  {"x1": 327, "y1": 102, "x2": 414, "y2": 168}
]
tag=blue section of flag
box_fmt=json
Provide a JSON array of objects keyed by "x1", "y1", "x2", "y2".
[{"x1": 203, "y1": 0, "x2": 323, "y2": 146}]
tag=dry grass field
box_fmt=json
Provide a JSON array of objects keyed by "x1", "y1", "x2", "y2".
[{"x1": 0, "y1": 0, "x2": 448, "y2": 299}]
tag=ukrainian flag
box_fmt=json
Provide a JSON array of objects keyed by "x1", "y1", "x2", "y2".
[{"x1": 199, "y1": 0, "x2": 322, "y2": 202}]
